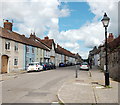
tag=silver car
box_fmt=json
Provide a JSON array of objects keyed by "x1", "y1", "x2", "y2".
[{"x1": 80, "y1": 62, "x2": 89, "y2": 71}]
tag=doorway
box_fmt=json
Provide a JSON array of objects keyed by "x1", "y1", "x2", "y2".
[{"x1": 1, "y1": 55, "x2": 9, "y2": 73}]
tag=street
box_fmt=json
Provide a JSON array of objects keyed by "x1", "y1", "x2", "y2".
[{"x1": 2, "y1": 66, "x2": 82, "y2": 103}]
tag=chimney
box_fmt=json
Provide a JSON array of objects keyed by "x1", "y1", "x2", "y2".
[
  {"x1": 29, "y1": 32, "x2": 36, "y2": 40},
  {"x1": 4, "y1": 20, "x2": 13, "y2": 31},
  {"x1": 108, "y1": 33, "x2": 114, "y2": 43},
  {"x1": 44, "y1": 36, "x2": 49, "y2": 40}
]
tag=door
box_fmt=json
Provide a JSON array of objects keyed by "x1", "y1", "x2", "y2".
[{"x1": 1, "y1": 55, "x2": 9, "y2": 73}]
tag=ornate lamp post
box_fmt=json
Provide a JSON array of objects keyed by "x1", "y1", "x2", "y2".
[{"x1": 101, "y1": 13, "x2": 110, "y2": 86}]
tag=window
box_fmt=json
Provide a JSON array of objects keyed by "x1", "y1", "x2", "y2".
[
  {"x1": 32, "y1": 47, "x2": 34, "y2": 54},
  {"x1": 5, "y1": 41, "x2": 10, "y2": 50},
  {"x1": 26, "y1": 46, "x2": 29, "y2": 53},
  {"x1": 14, "y1": 42, "x2": 18, "y2": 51},
  {"x1": 14, "y1": 58, "x2": 18, "y2": 66}
]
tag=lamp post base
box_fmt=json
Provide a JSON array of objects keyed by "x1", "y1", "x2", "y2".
[{"x1": 105, "y1": 72, "x2": 110, "y2": 86}]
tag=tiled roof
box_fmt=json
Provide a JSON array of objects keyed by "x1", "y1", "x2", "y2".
[
  {"x1": 41, "y1": 39, "x2": 54, "y2": 49},
  {"x1": 108, "y1": 35, "x2": 120, "y2": 50},
  {"x1": 56, "y1": 44, "x2": 76, "y2": 58},
  {"x1": 40, "y1": 36, "x2": 55, "y2": 49},
  {"x1": 0, "y1": 27, "x2": 49, "y2": 50}
]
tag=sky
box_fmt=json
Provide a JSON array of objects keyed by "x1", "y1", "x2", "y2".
[{"x1": 0, "y1": 0, "x2": 119, "y2": 59}]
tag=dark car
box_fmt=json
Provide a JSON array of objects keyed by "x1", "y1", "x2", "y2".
[
  {"x1": 66, "y1": 62, "x2": 71, "y2": 66},
  {"x1": 49, "y1": 62, "x2": 56, "y2": 69},
  {"x1": 59, "y1": 62, "x2": 65, "y2": 67},
  {"x1": 40, "y1": 62, "x2": 51, "y2": 70}
]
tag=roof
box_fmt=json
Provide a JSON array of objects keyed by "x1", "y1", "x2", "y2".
[
  {"x1": 55, "y1": 44, "x2": 76, "y2": 58},
  {"x1": 40, "y1": 36, "x2": 55, "y2": 49},
  {"x1": 108, "y1": 35, "x2": 120, "y2": 51},
  {"x1": 0, "y1": 27, "x2": 49, "y2": 50}
]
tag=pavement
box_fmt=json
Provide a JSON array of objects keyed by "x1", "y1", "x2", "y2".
[
  {"x1": 0, "y1": 70, "x2": 27, "y2": 81},
  {"x1": 57, "y1": 66, "x2": 119, "y2": 105}
]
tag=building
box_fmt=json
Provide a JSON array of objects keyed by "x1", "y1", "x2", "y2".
[
  {"x1": 0, "y1": 20, "x2": 50, "y2": 73},
  {"x1": 29, "y1": 33, "x2": 50, "y2": 63},
  {"x1": 41, "y1": 36, "x2": 56, "y2": 64},
  {"x1": 108, "y1": 35, "x2": 120, "y2": 82},
  {"x1": 0, "y1": 20, "x2": 25, "y2": 73},
  {"x1": 29, "y1": 34, "x2": 51, "y2": 63},
  {"x1": 0, "y1": 19, "x2": 81, "y2": 73}
]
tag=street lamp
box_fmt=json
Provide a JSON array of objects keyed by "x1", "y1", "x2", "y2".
[{"x1": 101, "y1": 13, "x2": 110, "y2": 86}]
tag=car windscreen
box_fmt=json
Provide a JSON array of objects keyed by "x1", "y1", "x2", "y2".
[
  {"x1": 82, "y1": 62, "x2": 88, "y2": 65},
  {"x1": 29, "y1": 63, "x2": 34, "y2": 66}
]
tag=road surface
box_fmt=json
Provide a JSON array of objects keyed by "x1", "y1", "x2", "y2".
[{"x1": 1, "y1": 66, "x2": 87, "y2": 104}]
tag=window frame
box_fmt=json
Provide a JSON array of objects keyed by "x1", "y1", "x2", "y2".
[
  {"x1": 14, "y1": 58, "x2": 18, "y2": 66},
  {"x1": 5, "y1": 40, "x2": 10, "y2": 50},
  {"x1": 14, "y1": 42, "x2": 18, "y2": 51}
]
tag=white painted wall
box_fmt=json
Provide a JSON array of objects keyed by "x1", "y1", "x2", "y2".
[
  {"x1": 0, "y1": 37, "x2": 2, "y2": 73},
  {"x1": 1, "y1": 38, "x2": 24, "y2": 73},
  {"x1": 94, "y1": 54, "x2": 100, "y2": 66}
]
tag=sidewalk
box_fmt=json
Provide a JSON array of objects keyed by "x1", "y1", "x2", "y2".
[
  {"x1": 0, "y1": 70, "x2": 27, "y2": 81},
  {"x1": 57, "y1": 66, "x2": 119, "y2": 104}
]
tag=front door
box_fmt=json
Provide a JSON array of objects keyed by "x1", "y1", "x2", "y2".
[{"x1": 1, "y1": 55, "x2": 9, "y2": 73}]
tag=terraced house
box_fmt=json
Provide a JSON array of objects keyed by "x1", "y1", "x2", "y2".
[
  {"x1": 29, "y1": 34, "x2": 51, "y2": 63},
  {"x1": 0, "y1": 20, "x2": 25, "y2": 73},
  {"x1": 0, "y1": 20, "x2": 50, "y2": 73},
  {"x1": 0, "y1": 20, "x2": 79, "y2": 74}
]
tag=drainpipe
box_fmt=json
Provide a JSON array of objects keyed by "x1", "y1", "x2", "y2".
[{"x1": 25, "y1": 45, "x2": 27, "y2": 70}]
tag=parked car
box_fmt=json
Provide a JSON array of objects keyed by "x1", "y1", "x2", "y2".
[
  {"x1": 66, "y1": 62, "x2": 71, "y2": 66},
  {"x1": 27, "y1": 62, "x2": 43, "y2": 72},
  {"x1": 59, "y1": 62, "x2": 65, "y2": 67},
  {"x1": 79, "y1": 62, "x2": 89, "y2": 71},
  {"x1": 49, "y1": 62, "x2": 56, "y2": 69},
  {"x1": 40, "y1": 62, "x2": 51, "y2": 70}
]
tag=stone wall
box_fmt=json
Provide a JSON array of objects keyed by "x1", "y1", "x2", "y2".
[{"x1": 108, "y1": 49, "x2": 120, "y2": 82}]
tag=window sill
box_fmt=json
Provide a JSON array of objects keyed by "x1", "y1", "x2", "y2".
[
  {"x1": 6, "y1": 49, "x2": 11, "y2": 52},
  {"x1": 15, "y1": 51, "x2": 19, "y2": 53}
]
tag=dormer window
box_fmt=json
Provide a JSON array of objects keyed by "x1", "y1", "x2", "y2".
[{"x1": 5, "y1": 40, "x2": 10, "y2": 50}]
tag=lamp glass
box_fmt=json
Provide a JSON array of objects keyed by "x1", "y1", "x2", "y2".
[
  {"x1": 101, "y1": 13, "x2": 110, "y2": 27},
  {"x1": 102, "y1": 19, "x2": 109, "y2": 27}
]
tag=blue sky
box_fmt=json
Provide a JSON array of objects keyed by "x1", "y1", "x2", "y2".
[
  {"x1": 59, "y1": 2, "x2": 96, "y2": 58},
  {"x1": 59, "y1": 2, "x2": 95, "y2": 32},
  {"x1": 57, "y1": 1, "x2": 118, "y2": 59},
  {"x1": 1, "y1": 0, "x2": 118, "y2": 59}
]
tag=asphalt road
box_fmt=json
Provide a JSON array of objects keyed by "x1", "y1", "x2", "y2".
[{"x1": 2, "y1": 66, "x2": 81, "y2": 104}]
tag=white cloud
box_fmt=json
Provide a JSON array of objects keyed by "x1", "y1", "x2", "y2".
[
  {"x1": 87, "y1": 0, "x2": 118, "y2": 36},
  {"x1": 59, "y1": 22, "x2": 104, "y2": 47},
  {"x1": 60, "y1": 42, "x2": 80, "y2": 49},
  {"x1": 59, "y1": 8, "x2": 70, "y2": 17},
  {"x1": 0, "y1": 0, "x2": 70, "y2": 38},
  {"x1": 57, "y1": 0, "x2": 118, "y2": 59},
  {"x1": 0, "y1": 0, "x2": 118, "y2": 59}
]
